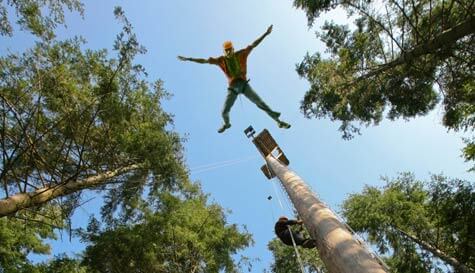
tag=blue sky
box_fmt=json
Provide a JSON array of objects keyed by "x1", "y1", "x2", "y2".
[{"x1": 1, "y1": 0, "x2": 472, "y2": 271}]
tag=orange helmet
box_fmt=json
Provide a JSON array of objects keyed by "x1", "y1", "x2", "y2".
[
  {"x1": 223, "y1": 41, "x2": 233, "y2": 50},
  {"x1": 278, "y1": 216, "x2": 288, "y2": 221}
]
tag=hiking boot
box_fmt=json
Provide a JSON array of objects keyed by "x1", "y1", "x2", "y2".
[
  {"x1": 217, "y1": 123, "x2": 231, "y2": 133},
  {"x1": 277, "y1": 121, "x2": 291, "y2": 129}
]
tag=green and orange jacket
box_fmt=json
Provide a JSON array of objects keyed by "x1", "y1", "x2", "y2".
[{"x1": 208, "y1": 46, "x2": 253, "y2": 85}]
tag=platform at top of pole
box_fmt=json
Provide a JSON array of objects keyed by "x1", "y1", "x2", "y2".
[{"x1": 245, "y1": 126, "x2": 290, "y2": 180}]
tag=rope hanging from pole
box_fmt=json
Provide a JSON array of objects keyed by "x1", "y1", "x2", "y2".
[
  {"x1": 246, "y1": 127, "x2": 390, "y2": 273},
  {"x1": 288, "y1": 225, "x2": 307, "y2": 273},
  {"x1": 270, "y1": 176, "x2": 307, "y2": 273},
  {"x1": 271, "y1": 179, "x2": 286, "y2": 211}
]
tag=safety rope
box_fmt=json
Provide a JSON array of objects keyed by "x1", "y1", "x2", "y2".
[
  {"x1": 288, "y1": 225, "x2": 307, "y2": 273},
  {"x1": 271, "y1": 179, "x2": 286, "y2": 211},
  {"x1": 191, "y1": 154, "x2": 309, "y2": 272},
  {"x1": 267, "y1": 156, "x2": 388, "y2": 271},
  {"x1": 265, "y1": 158, "x2": 294, "y2": 217},
  {"x1": 277, "y1": 179, "x2": 298, "y2": 217},
  {"x1": 267, "y1": 194, "x2": 276, "y2": 225},
  {"x1": 269, "y1": 173, "x2": 307, "y2": 273}
]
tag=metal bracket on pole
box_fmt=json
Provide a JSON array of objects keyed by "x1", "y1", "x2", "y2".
[
  {"x1": 244, "y1": 126, "x2": 256, "y2": 139},
  {"x1": 244, "y1": 126, "x2": 289, "y2": 180}
]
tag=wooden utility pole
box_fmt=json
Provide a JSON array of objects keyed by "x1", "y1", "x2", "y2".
[{"x1": 244, "y1": 127, "x2": 389, "y2": 273}]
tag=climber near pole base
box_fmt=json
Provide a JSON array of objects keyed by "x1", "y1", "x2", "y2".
[
  {"x1": 178, "y1": 25, "x2": 291, "y2": 133},
  {"x1": 275, "y1": 216, "x2": 316, "y2": 249}
]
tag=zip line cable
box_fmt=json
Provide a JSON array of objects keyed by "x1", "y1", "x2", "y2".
[
  {"x1": 191, "y1": 160, "x2": 250, "y2": 174},
  {"x1": 190, "y1": 155, "x2": 256, "y2": 174},
  {"x1": 191, "y1": 156, "x2": 256, "y2": 171},
  {"x1": 191, "y1": 153, "x2": 306, "y2": 272},
  {"x1": 190, "y1": 156, "x2": 256, "y2": 171}
]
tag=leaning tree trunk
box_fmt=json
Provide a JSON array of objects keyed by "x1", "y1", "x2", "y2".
[
  {"x1": 0, "y1": 164, "x2": 142, "y2": 217},
  {"x1": 394, "y1": 227, "x2": 474, "y2": 273},
  {"x1": 359, "y1": 17, "x2": 475, "y2": 80}
]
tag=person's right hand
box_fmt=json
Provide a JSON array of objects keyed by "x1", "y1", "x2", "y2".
[{"x1": 177, "y1": 56, "x2": 188, "y2": 61}]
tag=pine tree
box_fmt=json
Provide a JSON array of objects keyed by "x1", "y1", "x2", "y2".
[
  {"x1": 293, "y1": 0, "x2": 475, "y2": 163},
  {"x1": 341, "y1": 173, "x2": 475, "y2": 272},
  {"x1": 0, "y1": 7, "x2": 186, "y2": 218}
]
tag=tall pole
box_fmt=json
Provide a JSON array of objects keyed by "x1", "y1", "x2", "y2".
[{"x1": 245, "y1": 127, "x2": 389, "y2": 273}]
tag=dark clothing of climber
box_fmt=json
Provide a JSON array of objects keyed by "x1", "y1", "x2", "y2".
[
  {"x1": 275, "y1": 217, "x2": 316, "y2": 249},
  {"x1": 177, "y1": 25, "x2": 291, "y2": 133}
]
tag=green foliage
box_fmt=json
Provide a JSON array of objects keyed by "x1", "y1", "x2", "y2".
[
  {"x1": 463, "y1": 138, "x2": 475, "y2": 170},
  {"x1": 0, "y1": 4, "x2": 193, "y2": 268},
  {"x1": 294, "y1": 0, "x2": 475, "y2": 163},
  {"x1": 1, "y1": 6, "x2": 186, "y2": 220},
  {"x1": 79, "y1": 186, "x2": 253, "y2": 273},
  {"x1": 1, "y1": 3, "x2": 253, "y2": 273},
  {"x1": 293, "y1": 0, "x2": 335, "y2": 26},
  {"x1": 341, "y1": 173, "x2": 475, "y2": 272},
  {"x1": 428, "y1": 175, "x2": 475, "y2": 268},
  {"x1": 267, "y1": 235, "x2": 326, "y2": 273},
  {"x1": 0, "y1": 0, "x2": 84, "y2": 39},
  {"x1": 33, "y1": 255, "x2": 88, "y2": 273},
  {"x1": 0, "y1": 207, "x2": 66, "y2": 273}
]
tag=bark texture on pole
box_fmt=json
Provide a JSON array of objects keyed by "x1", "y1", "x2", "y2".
[
  {"x1": 266, "y1": 155, "x2": 388, "y2": 273},
  {"x1": 0, "y1": 164, "x2": 142, "y2": 217}
]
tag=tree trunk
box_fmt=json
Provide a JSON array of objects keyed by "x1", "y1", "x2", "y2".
[
  {"x1": 0, "y1": 164, "x2": 142, "y2": 217},
  {"x1": 266, "y1": 155, "x2": 389, "y2": 273},
  {"x1": 394, "y1": 227, "x2": 475, "y2": 273}
]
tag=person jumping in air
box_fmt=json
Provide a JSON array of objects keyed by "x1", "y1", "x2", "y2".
[
  {"x1": 275, "y1": 216, "x2": 316, "y2": 249},
  {"x1": 178, "y1": 25, "x2": 291, "y2": 133}
]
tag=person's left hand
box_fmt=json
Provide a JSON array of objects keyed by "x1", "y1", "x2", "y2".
[{"x1": 266, "y1": 24, "x2": 273, "y2": 34}]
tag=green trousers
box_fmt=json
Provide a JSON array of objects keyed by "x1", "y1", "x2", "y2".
[{"x1": 222, "y1": 79, "x2": 280, "y2": 125}]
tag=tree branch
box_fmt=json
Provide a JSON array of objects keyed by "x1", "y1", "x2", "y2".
[
  {"x1": 358, "y1": 17, "x2": 475, "y2": 80},
  {"x1": 346, "y1": 2, "x2": 404, "y2": 51},
  {"x1": 0, "y1": 163, "x2": 143, "y2": 217},
  {"x1": 389, "y1": 0, "x2": 423, "y2": 42},
  {"x1": 393, "y1": 226, "x2": 475, "y2": 273}
]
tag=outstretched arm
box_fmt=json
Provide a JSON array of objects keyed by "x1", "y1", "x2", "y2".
[
  {"x1": 248, "y1": 25, "x2": 273, "y2": 50},
  {"x1": 178, "y1": 56, "x2": 208, "y2": 64}
]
